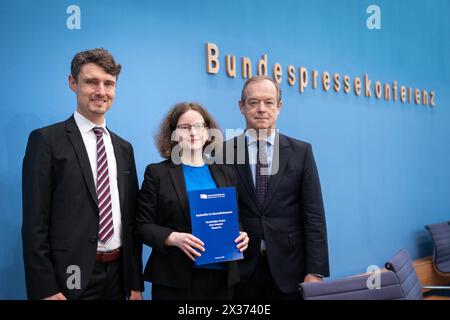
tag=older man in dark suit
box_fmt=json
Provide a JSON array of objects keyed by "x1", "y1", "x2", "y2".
[
  {"x1": 223, "y1": 76, "x2": 329, "y2": 300},
  {"x1": 22, "y1": 48, "x2": 143, "y2": 300}
]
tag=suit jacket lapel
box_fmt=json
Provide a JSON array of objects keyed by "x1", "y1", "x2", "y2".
[
  {"x1": 208, "y1": 164, "x2": 227, "y2": 187},
  {"x1": 263, "y1": 133, "x2": 291, "y2": 210},
  {"x1": 169, "y1": 162, "x2": 189, "y2": 222},
  {"x1": 65, "y1": 116, "x2": 98, "y2": 206},
  {"x1": 110, "y1": 131, "x2": 125, "y2": 214}
]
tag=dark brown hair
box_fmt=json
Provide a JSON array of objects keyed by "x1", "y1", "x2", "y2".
[
  {"x1": 156, "y1": 102, "x2": 220, "y2": 159},
  {"x1": 240, "y1": 75, "x2": 282, "y2": 103},
  {"x1": 70, "y1": 48, "x2": 121, "y2": 82}
]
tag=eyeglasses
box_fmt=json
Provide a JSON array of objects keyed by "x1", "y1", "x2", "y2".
[
  {"x1": 246, "y1": 99, "x2": 277, "y2": 109},
  {"x1": 176, "y1": 123, "x2": 207, "y2": 132}
]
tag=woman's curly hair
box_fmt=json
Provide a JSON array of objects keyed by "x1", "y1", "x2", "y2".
[{"x1": 155, "y1": 102, "x2": 221, "y2": 159}]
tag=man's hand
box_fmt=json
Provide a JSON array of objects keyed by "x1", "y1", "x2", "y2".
[
  {"x1": 129, "y1": 290, "x2": 143, "y2": 300},
  {"x1": 303, "y1": 274, "x2": 323, "y2": 283},
  {"x1": 43, "y1": 292, "x2": 67, "y2": 300},
  {"x1": 235, "y1": 231, "x2": 249, "y2": 252},
  {"x1": 164, "y1": 232, "x2": 205, "y2": 261}
]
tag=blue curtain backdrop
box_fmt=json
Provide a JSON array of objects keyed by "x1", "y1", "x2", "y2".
[{"x1": 0, "y1": 0, "x2": 449, "y2": 299}]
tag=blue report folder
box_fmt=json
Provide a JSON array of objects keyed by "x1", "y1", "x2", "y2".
[{"x1": 188, "y1": 187, "x2": 243, "y2": 265}]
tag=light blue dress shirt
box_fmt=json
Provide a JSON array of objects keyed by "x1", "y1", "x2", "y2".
[{"x1": 245, "y1": 130, "x2": 276, "y2": 186}]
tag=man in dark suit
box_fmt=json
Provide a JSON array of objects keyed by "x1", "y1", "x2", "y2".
[
  {"x1": 22, "y1": 48, "x2": 143, "y2": 300},
  {"x1": 223, "y1": 76, "x2": 329, "y2": 299}
]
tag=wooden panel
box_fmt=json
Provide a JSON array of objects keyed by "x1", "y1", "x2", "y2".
[
  {"x1": 413, "y1": 256, "x2": 450, "y2": 291},
  {"x1": 424, "y1": 295, "x2": 450, "y2": 300}
]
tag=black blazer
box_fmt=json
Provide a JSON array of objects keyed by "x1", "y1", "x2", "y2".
[
  {"x1": 22, "y1": 115, "x2": 144, "y2": 300},
  {"x1": 136, "y1": 160, "x2": 240, "y2": 289},
  {"x1": 222, "y1": 133, "x2": 329, "y2": 293}
]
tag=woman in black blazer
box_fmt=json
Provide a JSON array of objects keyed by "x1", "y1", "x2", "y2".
[{"x1": 136, "y1": 102, "x2": 249, "y2": 300}]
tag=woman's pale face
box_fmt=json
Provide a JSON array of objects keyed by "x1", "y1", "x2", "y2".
[{"x1": 175, "y1": 109, "x2": 208, "y2": 153}]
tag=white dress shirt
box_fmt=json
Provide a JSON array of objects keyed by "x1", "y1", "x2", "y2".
[{"x1": 74, "y1": 111, "x2": 122, "y2": 252}]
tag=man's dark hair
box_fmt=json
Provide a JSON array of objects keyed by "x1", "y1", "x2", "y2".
[{"x1": 70, "y1": 48, "x2": 121, "y2": 82}]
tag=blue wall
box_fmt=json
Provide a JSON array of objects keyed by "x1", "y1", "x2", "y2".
[{"x1": 1, "y1": 0, "x2": 449, "y2": 299}]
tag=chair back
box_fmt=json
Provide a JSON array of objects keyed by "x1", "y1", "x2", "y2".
[
  {"x1": 425, "y1": 222, "x2": 450, "y2": 274},
  {"x1": 385, "y1": 249, "x2": 423, "y2": 300}
]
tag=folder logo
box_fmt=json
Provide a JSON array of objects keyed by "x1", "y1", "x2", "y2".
[{"x1": 200, "y1": 194, "x2": 208, "y2": 199}]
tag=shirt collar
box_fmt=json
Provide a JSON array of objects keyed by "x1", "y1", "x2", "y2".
[
  {"x1": 74, "y1": 111, "x2": 109, "y2": 136},
  {"x1": 245, "y1": 129, "x2": 277, "y2": 146}
]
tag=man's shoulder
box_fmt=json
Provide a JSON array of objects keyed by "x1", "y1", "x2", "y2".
[
  {"x1": 220, "y1": 132, "x2": 314, "y2": 156},
  {"x1": 32, "y1": 118, "x2": 69, "y2": 134},
  {"x1": 279, "y1": 133, "x2": 311, "y2": 150},
  {"x1": 222, "y1": 133, "x2": 245, "y2": 148},
  {"x1": 27, "y1": 117, "x2": 73, "y2": 142}
]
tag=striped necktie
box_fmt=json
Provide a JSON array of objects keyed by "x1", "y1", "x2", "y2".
[
  {"x1": 93, "y1": 127, "x2": 114, "y2": 243},
  {"x1": 256, "y1": 140, "x2": 270, "y2": 207}
]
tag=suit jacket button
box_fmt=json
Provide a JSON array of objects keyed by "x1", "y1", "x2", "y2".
[{"x1": 90, "y1": 236, "x2": 98, "y2": 243}]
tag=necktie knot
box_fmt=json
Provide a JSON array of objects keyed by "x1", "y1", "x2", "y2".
[{"x1": 93, "y1": 127, "x2": 104, "y2": 137}]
